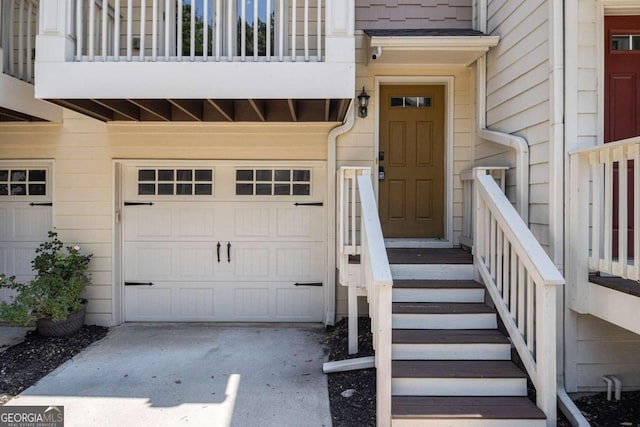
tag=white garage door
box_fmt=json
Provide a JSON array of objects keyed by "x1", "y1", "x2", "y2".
[
  {"x1": 0, "y1": 164, "x2": 53, "y2": 303},
  {"x1": 123, "y1": 162, "x2": 326, "y2": 322}
]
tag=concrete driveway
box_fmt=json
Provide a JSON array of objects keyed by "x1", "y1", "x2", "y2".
[{"x1": 4, "y1": 324, "x2": 332, "y2": 427}]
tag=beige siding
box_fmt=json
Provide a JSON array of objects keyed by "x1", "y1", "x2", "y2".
[
  {"x1": 477, "y1": 0, "x2": 551, "y2": 253},
  {"x1": 575, "y1": 315, "x2": 640, "y2": 391},
  {"x1": 0, "y1": 112, "x2": 332, "y2": 325},
  {"x1": 355, "y1": 0, "x2": 473, "y2": 30}
]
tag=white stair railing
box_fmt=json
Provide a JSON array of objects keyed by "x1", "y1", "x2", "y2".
[
  {"x1": 473, "y1": 168, "x2": 564, "y2": 427},
  {"x1": 338, "y1": 166, "x2": 393, "y2": 427},
  {"x1": 2, "y1": 0, "x2": 38, "y2": 83},
  {"x1": 72, "y1": 0, "x2": 324, "y2": 62},
  {"x1": 460, "y1": 167, "x2": 508, "y2": 249}
]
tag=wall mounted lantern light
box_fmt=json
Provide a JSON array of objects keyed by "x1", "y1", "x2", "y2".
[{"x1": 357, "y1": 87, "x2": 370, "y2": 118}]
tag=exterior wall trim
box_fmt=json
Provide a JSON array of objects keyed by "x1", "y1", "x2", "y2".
[{"x1": 373, "y1": 76, "x2": 455, "y2": 247}]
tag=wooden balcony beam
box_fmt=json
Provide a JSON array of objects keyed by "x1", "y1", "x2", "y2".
[
  {"x1": 248, "y1": 99, "x2": 266, "y2": 122},
  {"x1": 168, "y1": 99, "x2": 203, "y2": 121},
  {"x1": 206, "y1": 100, "x2": 234, "y2": 122},
  {"x1": 91, "y1": 99, "x2": 140, "y2": 121},
  {"x1": 287, "y1": 99, "x2": 298, "y2": 122},
  {"x1": 127, "y1": 99, "x2": 172, "y2": 121}
]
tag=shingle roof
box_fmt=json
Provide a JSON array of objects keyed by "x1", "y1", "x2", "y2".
[{"x1": 364, "y1": 29, "x2": 488, "y2": 37}]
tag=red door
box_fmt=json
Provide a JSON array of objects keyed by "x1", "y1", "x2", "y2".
[{"x1": 605, "y1": 16, "x2": 639, "y2": 258}]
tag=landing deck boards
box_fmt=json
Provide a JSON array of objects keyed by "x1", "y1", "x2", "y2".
[{"x1": 392, "y1": 396, "x2": 546, "y2": 419}]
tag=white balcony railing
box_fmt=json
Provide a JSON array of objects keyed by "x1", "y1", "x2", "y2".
[
  {"x1": 1, "y1": 0, "x2": 38, "y2": 83},
  {"x1": 473, "y1": 168, "x2": 563, "y2": 427},
  {"x1": 570, "y1": 137, "x2": 640, "y2": 283},
  {"x1": 338, "y1": 166, "x2": 393, "y2": 427},
  {"x1": 72, "y1": 0, "x2": 324, "y2": 62}
]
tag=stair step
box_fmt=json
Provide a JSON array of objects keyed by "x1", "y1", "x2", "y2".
[
  {"x1": 392, "y1": 329, "x2": 511, "y2": 360},
  {"x1": 393, "y1": 280, "x2": 485, "y2": 303},
  {"x1": 387, "y1": 248, "x2": 473, "y2": 265},
  {"x1": 393, "y1": 302, "x2": 497, "y2": 329},
  {"x1": 390, "y1": 264, "x2": 474, "y2": 280},
  {"x1": 392, "y1": 396, "x2": 546, "y2": 427},
  {"x1": 393, "y1": 302, "x2": 494, "y2": 314},
  {"x1": 392, "y1": 361, "x2": 527, "y2": 396}
]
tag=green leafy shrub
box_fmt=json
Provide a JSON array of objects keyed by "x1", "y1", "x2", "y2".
[{"x1": 0, "y1": 231, "x2": 93, "y2": 325}]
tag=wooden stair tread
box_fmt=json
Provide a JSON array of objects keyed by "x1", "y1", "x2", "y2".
[
  {"x1": 393, "y1": 302, "x2": 494, "y2": 314},
  {"x1": 392, "y1": 396, "x2": 546, "y2": 419},
  {"x1": 387, "y1": 248, "x2": 473, "y2": 265},
  {"x1": 393, "y1": 360, "x2": 526, "y2": 378},
  {"x1": 393, "y1": 280, "x2": 483, "y2": 289},
  {"x1": 393, "y1": 329, "x2": 509, "y2": 344}
]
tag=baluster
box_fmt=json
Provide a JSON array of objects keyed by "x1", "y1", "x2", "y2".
[
  {"x1": 634, "y1": 145, "x2": 640, "y2": 281},
  {"x1": 102, "y1": 0, "x2": 108, "y2": 59},
  {"x1": 18, "y1": 0, "x2": 24, "y2": 78},
  {"x1": 526, "y1": 275, "x2": 534, "y2": 353},
  {"x1": 127, "y1": 0, "x2": 133, "y2": 60},
  {"x1": 139, "y1": 0, "x2": 146, "y2": 60},
  {"x1": 215, "y1": 0, "x2": 221, "y2": 61},
  {"x1": 603, "y1": 150, "x2": 613, "y2": 272},
  {"x1": 291, "y1": 0, "x2": 296, "y2": 61},
  {"x1": 496, "y1": 227, "x2": 503, "y2": 295},
  {"x1": 227, "y1": 0, "x2": 233, "y2": 60},
  {"x1": 26, "y1": 0, "x2": 32, "y2": 81},
  {"x1": 303, "y1": 0, "x2": 308, "y2": 61},
  {"x1": 618, "y1": 147, "x2": 628, "y2": 277},
  {"x1": 317, "y1": 0, "x2": 321, "y2": 59},
  {"x1": 253, "y1": 0, "x2": 258, "y2": 60},
  {"x1": 177, "y1": 0, "x2": 182, "y2": 60},
  {"x1": 240, "y1": 0, "x2": 246, "y2": 60},
  {"x1": 76, "y1": 0, "x2": 83, "y2": 58},
  {"x1": 152, "y1": 0, "x2": 158, "y2": 61},
  {"x1": 510, "y1": 246, "x2": 517, "y2": 319},
  {"x1": 278, "y1": 0, "x2": 284, "y2": 61},
  {"x1": 89, "y1": 0, "x2": 95, "y2": 60},
  {"x1": 203, "y1": 0, "x2": 208, "y2": 60},
  {"x1": 517, "y1": 261, "x2": 525, "y2": 335},
  {"x1": 114, "y1": 0, "x2": 121, "y2": 60},
  {"x1": 266, "y1": 0, "x2": 271, "y2": 61},
  {"x1": 590, "y1": 153, "x2": 601, "y2": 269},
  {"x1": 190, "y1": 0, "x2": 195, "y2": 60},
  {"x1": 490, "y1": 215, "x2": 496, "y2": 280},
  {"x1": 502, "y1": 234, "x2": 510, "y2": 307}
]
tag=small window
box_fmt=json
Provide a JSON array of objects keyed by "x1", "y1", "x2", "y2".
[
  {"x1": 235, "y1": 168, "x2": 311, "y2": 196},
  {"x1": 137, "y1": 168, "x2": 214, "y2": 196},
  {"x1": 612, "y1": 35, "x2": 640, "y2": 51},
  {"x1": 0, "y1": 168, "x2": 47, "y2": 197},
  {"x1": 390, "y1": 96, "x2": 432, "y2": 108}
]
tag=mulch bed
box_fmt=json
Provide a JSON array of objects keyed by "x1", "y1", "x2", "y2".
[
  {"x1": 326, "y1": 318, "x2": 376, "y2": 427},
  {"x1": 0, "y1": 325, "x2": 108, "y2": 405}
]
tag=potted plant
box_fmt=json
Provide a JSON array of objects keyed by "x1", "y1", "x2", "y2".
[{"x1": 0, "y1": 230, "x2": 93, "y2": 336}]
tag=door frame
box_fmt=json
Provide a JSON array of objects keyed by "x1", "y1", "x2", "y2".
[
  {"x1": 374, "y1": 76, "x2": 454, "y2": 247},
  {"x1": 113, "y1": 159, "x2": 328, "y2": 325}
]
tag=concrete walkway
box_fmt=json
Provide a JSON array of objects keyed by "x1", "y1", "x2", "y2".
[{"x1": 5, "y1": 324, "x2": 332, "y2": 427}]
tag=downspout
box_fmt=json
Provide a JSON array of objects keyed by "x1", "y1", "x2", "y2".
[
  {"x1": 476, "y1": 4, "x2": 529, "y2": 223},
  {"x1": 325, "y1": 102, "x2": 355, "y2": 326}
]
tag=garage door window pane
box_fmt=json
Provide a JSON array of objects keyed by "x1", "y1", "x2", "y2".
[
  {"x1": 0, "y1": 170, "x2": 7, "y2": 181},
  {"x1": 176, "y1": 183, "x2": 192, "y2": 195},
  {"x1": 29, "y1": 184, "x2": 46, "y2": 196},
  {"x1": 158, "y1": 170, "x2": 174, "y2": 181},
  {"x1": 236, "y1": 170, "x2": 253, "y2": 181},
  {"x1": 236, "y1": 183, "x2": 253, "y2": 195},
  {"x1": 275, "y1": 170, "x2": 290, "y2": 181},
  {"x1": 195, "y1": 184, "x2": 212, "y2": 195},
  {"x1": 256, "y1": 184, "x2": 272, "y2": 195},
  {"x1": 158, "y1": 184, "x2": 174, "y2": 195},
  {"x1": 139, "y1": 170, "x2": 155, "y2": 181},
  {"x1": 256, "y1": 170, "x2": 272, "y2": 181},
  {"x1": 293, "y1": 184, "x2": 310, "y2": 195},
  {"x1": 11, "y1": 170, "x2": 26, "y2": 182},
  {"x1": 273, "y1": 184, "x2": 289, "y2": 195},
  {"x1": 11, "y1": 184, "x2": 27, "y2": 195},
  {"x1": 195, "y1": 170, "x2": 212, "y2": 181},
  {"x1": 0, "y1": 184, "x2": 7, "y2": 195},
  {"x1": 139, "y1": 183, "x2": 155, "y2": 195},
  {"x1": 29, "y1": 170, "x2": 46, "y2": 181},
  {"x1": 293, "y1": 170, "x2": 310, "y2": 182},
  {"x1": 177, "y1": 170, "x2": 192, "y2": 181}
]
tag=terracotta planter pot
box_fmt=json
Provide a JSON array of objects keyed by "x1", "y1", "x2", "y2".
[{"x1": 36, "y1": 300, "x2": 87, "y2": 337}]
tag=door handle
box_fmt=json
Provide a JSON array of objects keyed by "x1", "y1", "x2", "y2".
[
  {"x1": 227, "y1": 242, "x2": 231, "y2": 263},
  {"x1": 378, "y1": 166, "x2": 385, "y2": 180},
  {"x1": 216, "y1": 242, "x2": 221, "y2": 263}
]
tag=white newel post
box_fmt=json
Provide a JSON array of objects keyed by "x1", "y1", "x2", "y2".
[
  {"x1": 473, "y1": 168, "x2": 487, "y2": 283},
  {"x1": 37, "y1": 0, "x2": 74, "y2": 62},
  {"x1": 567, "y1": 152, "x2": 590, "y2": 313},
  {"x1": 324, "y1": 0, "x2": 354, "y2": 63},
  {"x1": 536, "y1": 283, "x2": 558, "y2": 427}
]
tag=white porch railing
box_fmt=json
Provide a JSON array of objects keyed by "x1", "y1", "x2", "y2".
[
  {"x1": 1, "y1": 0, "x2": 38, "y2": 83},
  {"x1": 72, "y1": 0, "x2": 324, "y2": 62},
  {"x1": 460, "y1": 166, "x2": 508, "y2": 249},
  {"x1": 338, "y1": 166, "x2": 393, "y2": 427},
  {"x1": 473, "y1": 168, "x2": 563, "y2": 427},
  {"x1": 570, "y1": 137, "x2": 640, "y2": 283}
]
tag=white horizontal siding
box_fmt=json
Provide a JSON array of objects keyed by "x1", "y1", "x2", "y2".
[{"x1": 478, "y1": 0, "x2": 550, "y2": 253}]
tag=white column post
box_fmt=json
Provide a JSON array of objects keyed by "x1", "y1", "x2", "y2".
[
  {"x1": 37, "y1": 0, "x2": 75, "y2": 62},
  {"x1": 323, "y1": 0, "x2": 353, "y2": 62},
  {"x1": 567, "y1": 153, "x2": 590, "y2": 313}
]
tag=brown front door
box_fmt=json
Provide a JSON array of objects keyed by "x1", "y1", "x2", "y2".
[
  {"x1": 379, "y1": 85, "x2": 446, "y2": 238},
  {"x1": 605, "y1": 16, "x2": 639, "y2": 257}
]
